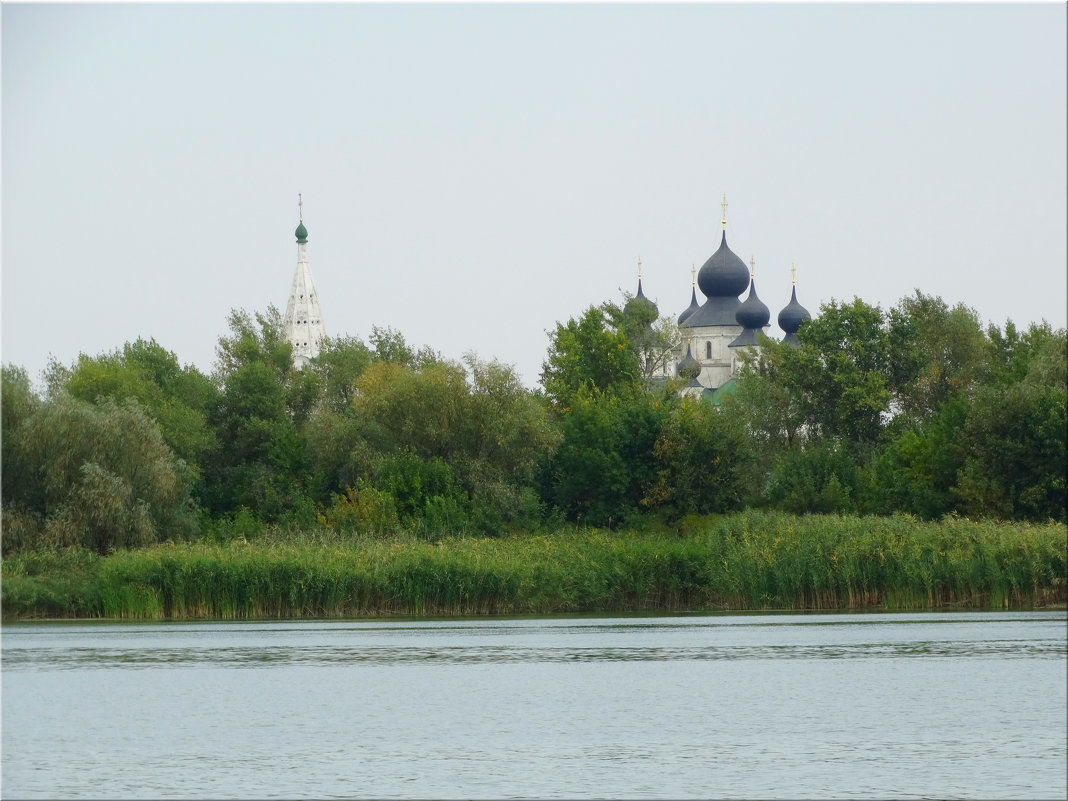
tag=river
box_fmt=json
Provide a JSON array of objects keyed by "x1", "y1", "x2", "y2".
[{"x1": 2, "y1": 611, "x2": 1065, "y2": 799}]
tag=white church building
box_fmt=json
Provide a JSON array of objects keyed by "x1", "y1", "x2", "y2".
[{"x1": 639, "y1": 195, "x2": 812, "y2": 402}]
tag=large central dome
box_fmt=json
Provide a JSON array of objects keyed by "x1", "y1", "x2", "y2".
[
  {"x1": 683, "y1": 230, "x2": 751, "y2": 328},
  {"x1": 697, "y1": 231, "x2": 750, "y2": 299}
]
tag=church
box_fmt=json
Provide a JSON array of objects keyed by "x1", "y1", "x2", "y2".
[{"x1": 637, "y1": 195, "x2": 812, "y2": 403}]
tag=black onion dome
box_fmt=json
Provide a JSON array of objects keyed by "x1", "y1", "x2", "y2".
[
  {"x1": 778, "y1": 286, "x2": 811, "y2": 335},
  {"x1": 697, "y1": 232, "x2": 750, "y2": 299},
  {"x1": 735, "y1": 279, "x2": 771, "y2": 330},
  {"x1": 677, "y1": 286, "x2": 700, "y2": 325},
  {"x1": 634, "y1": 278, "x2": 658, "y2": 316},
  {"x1": 677, "y1": 342, "x2": 701, "y2": 381}
]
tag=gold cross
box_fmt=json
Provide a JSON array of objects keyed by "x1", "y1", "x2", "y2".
[
  {"x1": 690, "y1": 264, "x2": 696, "y2": 286},
  {"x1": 637, "y1": 256, "x2": 642, "y2": 280},
  {"x1": 749, "y1": 255, "x2": 756, "y2": 278},
  {"x1": 791, "y1": 262, "x2": 796, "y2": 285},
  {"x1": 298, "y1": 193, "x2": 303, "y2": 223},
  {"x1": 721, "y1": 193, "x2": 728, "y2": 230}
]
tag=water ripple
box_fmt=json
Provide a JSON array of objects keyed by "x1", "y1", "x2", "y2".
[{"x1": 3, "y1": 638, "x2": 1064, "y2": 671}]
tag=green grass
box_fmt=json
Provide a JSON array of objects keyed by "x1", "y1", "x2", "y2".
[{"x1": 3, "y1": 512, "x2": 1065, "y2": 620}]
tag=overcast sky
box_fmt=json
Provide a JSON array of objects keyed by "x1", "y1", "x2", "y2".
[{"x1": 4, "y1": 3, "x2": 1066, "y2": 389}]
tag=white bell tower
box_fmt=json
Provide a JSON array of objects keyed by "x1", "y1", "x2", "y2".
[{"x1": 282, "y1": 194, "x2": 327, "y2": 369}]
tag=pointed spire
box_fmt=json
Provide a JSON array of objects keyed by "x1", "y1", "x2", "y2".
[{"x1": 284, "y1": 197, "x2": 325, "y2": 367}]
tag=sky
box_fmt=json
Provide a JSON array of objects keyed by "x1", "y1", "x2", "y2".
[{"x1": 3, "y1": 2, "x2": 1066, "y2": 390}]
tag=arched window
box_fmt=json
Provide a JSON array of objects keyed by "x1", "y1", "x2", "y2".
[{"x1": 705, "y1": 341, "x2": 712, "y2": 360}]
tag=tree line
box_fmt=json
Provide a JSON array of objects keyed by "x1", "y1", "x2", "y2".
[{"x1": 3, "y1": 291, "x2": 1065, "y2": 555}]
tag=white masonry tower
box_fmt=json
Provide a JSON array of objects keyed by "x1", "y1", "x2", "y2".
[{"x1": 283, "y1": 194, "x2": 327, "y2": 369}]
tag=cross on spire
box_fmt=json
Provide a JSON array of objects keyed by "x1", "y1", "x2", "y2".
[
  {"x1": 637, "y1": 256, "x2": 642, "y2": 280},
  {"x1": 791, "y1": 262, "x2": 796, "y2": 285},
  {"x1": 298, "y1": 193, "x2": 303, "y2": 223},
  {"x1": 721, "y1": 193, "x2": 728, "y2": 230},
  {"x1": 690, "y1": 264, "x2": 696, "y2": 286},
  {"x1": 749, "y1": 255, "x2": 756, "y2": 278}
]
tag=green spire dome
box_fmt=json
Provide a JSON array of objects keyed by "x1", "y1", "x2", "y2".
[{"x1": 295, "y1": 193, "x2": 308, "y2": 243}]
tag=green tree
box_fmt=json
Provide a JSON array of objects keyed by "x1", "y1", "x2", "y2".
[
  {"x1": 540, "y1": 302, "x2": 642, "y2": 408},
  {"x1": 2, "y1": 391, "x2": 196, "y2": 554},
  {"x1": 869, "y1": 399, "x2": 969, "y2": 519},
  {"x1": 763, "y1": 438, "x2": 861, "y2": 516},
  {"x1": 746, "y1": 297, "x2": 923, "y2": 456},
  {"x1": 206, "y1": 307, "x2": 313, "y2": 523},
  {"x1": 307, "y1": 334, "x2": 373, "y2": 413},
  {"x1": 350, "y1": 356, "x2": 558, "y2": 532},
  {"x1": 542, "y1": 386, "x2": 676, "y2": 527},
  {"x1": 367, "y1": 325, "x2": 439, "y2": 370},
  {"x1": 619, "y1": 294, "x2": 681, "y2": 391},
  {"x1": 643, "y1": 394, "x2": 751, "y2": 518},
  {"x1": 952, "y1": 324, "x2": 1067, "y2": 522},
  {"x1": 45, "y1": 338, "x2": 218, "y2": 492},
  {"x1": 891, "y1": 292, "x2": 987, "y2": 418}
]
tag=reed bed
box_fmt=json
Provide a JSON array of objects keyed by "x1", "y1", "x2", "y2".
[{"x1": 3, "y1": 512, "x2": 1065, "y2": 620}]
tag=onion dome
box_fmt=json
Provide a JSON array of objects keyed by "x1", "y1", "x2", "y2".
[
  {"x1": 736, "y1": 279, "x2": 770, "y2": 329},
  {"x1": 685, "y1": 198, "x2": 750, "y2": 327},
  {"x1": 677, "y1": 341, "x2": 701, "y2": 382},
  {"x1": 634, "y1": 277, "x2": 657, "y2": 316},
  {"x1": 729, "y1": 278, "x2": 771, "y2": 348},
  {"x1": 697, "y1": 231, "x2": 751, "y2": 300},
  {"x1": 778, "y1": 285, "x2": 811, "y2": 346},
  {"x1": 677, "y1": 286, "x2": 700, "y2": 325},
  {"x1": 295, "y1": 194, "x2": 309, "y2": 243}
]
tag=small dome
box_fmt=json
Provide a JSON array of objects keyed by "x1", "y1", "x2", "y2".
[
  {"x1": 736, "y1": 279, "x2": 771, "y2": 330},
  {"x1": 295, "y1": 221, "x2": 308, "y2": 244},
  {"x1": 697, "y1": 231, "x2": 750, "y2": 299},
  {"x1": 635, "y1": 278, "x2": 657, "y2": 311},
  {"x1": 778, "y1": 286, "x2": 811, "y2": 335},
  {"x1": 677, "y1": 342, "x2": 701, "y2": 381},
  {"x1": 677, "y1": 286, "x2": 700, "y2": 326}
]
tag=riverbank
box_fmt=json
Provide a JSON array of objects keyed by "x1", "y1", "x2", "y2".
[{"x1": 3, "y1": 512, "x2": 1065, "y2": 620}]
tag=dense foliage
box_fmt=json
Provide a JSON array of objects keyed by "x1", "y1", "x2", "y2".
[
  {"x1": 2, "y1": 290, "x2": 1065, "y2": 563},
  {"x1": 3, "y1": 514, "x2": 1063, "y2": 619}
]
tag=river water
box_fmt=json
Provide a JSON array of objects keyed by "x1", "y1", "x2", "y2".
[{"x1": 2, "y1": 612, "x2": 1065, "y2": 799}]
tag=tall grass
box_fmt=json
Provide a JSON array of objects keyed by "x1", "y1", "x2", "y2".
[{"x1": 3, "y1": 512, "x2": 1065, "y2": 620}]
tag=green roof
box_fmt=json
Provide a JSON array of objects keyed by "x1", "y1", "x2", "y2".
[{"x1": 709, "y1": 378, "x2": 739, "y2": 406}]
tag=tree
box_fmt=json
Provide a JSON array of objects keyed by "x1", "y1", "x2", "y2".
[
  {"x1": 2, "y1": 390, "x2": 196, "y2": 554},
  {"x1": 367, "y1": 325, "x2": 439, "y2": 370},
  {"x1": 349, "y1": 355, "x2": 559, "y2": 532},
  {"x1": 619, "y1": 294, "x2": 681, "y2": 391},
  {"x1": 748, "y1": 297, "x2": 925, "y2": 455},
  {"x1": 45, "y1": 338, "x2": 218, "y2": 493},
  {"x1": 206, "y1": 307, "x2": 313, "y2": 523},
  {"x1": 953, "y1": 323, "x2": 1067, "y2": 521},
  {"x1": 869, "y1": 398, "x2": 969, "y2": 519},
  {"x1": 643, "y1": 394, "x2": 751, "y2": 518},
  {"x1": 540, "y1": 302, "x2": 642, "y2": 408},
  {"x1": 891, "y1": 292, "x2": 987, "y2": 418},
  {"x1": 307, "y1": 335, "x2": 373, "y2": 414}
]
